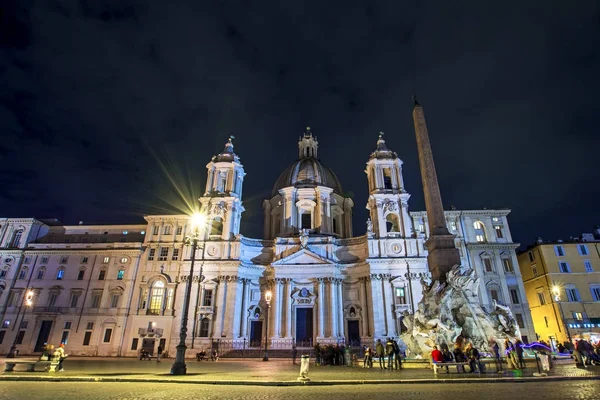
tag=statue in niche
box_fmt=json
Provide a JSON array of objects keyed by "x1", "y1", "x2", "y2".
[
  {"x1": 366, "y1": 218, "x2": 373, "y2": 234},
  {"x1": 300, "y1": 228, "x2": 310, "y2": 248}
]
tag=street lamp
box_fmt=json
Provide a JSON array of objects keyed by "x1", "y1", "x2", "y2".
[
  {"x1": 552, "y1": 285, "x2": 572, "y2": 343},
  {"x1": 171, "y1": 213, "x2": 206, "y2": 375},
  {"x1": 262, "y1": 290, "x2": 272, "y2": 362},
  {"x1": 7, "y1": 290, "x2": 35, "y2": 358}
]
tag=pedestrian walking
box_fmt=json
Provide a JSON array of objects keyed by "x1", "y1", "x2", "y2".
[
  {"x1": 156, "y1": 344, "x2": 163, "y2": 362},
  {"x1": 53, "y1": 343, "x2": 68, "y2": 372}
]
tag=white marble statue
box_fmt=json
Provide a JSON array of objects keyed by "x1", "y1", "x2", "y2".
[{"x1": 400, "y1": 265, "x2": 521, "y2": 357}]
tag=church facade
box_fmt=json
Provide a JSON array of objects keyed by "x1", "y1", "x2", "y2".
[{"x1": 0, "y1": 131, "x2": 535, "y2": 357}]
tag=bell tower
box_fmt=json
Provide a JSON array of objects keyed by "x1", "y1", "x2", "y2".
[
  {"x1": 201, "y1": 136, "x2": 245, "y2": 240},
  {"x1": 365, "y1": 133, "x2": 412, "y2": 238}
]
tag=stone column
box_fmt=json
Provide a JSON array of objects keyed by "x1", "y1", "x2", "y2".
[
  {"x1": 241, "y1": 280, "x2": 252, "y2": 338},
  {"x1": 329, "y1": 278, "x2": 337, "y2": 338},
  {"x1": 337, "y1": 279, "x2": 345, "y2": 340},
  {"x1": 317, "y1": 278, "x2": 325, "y2": 338},
  {"x1": 273, "y1": 279, "x2": 283, "y2": 337},
  {"x1": 369, "y1": 274, "x2": 384, "y2": 338},
  {"x1": 212, "y1": 276, "x2": 228, "y2": 338},
  {"x1": 382, "y1": 275, "x2": 396, "y2": 336},
  {"x1": 231, "y1": 277, "x2": 245, "y2": 338},
  {"x1": 285, "y1": 279, "x2": 293, "y2": 338},
  {"x1": 239, "y1": 279, "x2": 248, "y2": 337},
  {"x1": 359, "y1": 278, "x2": 369, "y2": 337}
]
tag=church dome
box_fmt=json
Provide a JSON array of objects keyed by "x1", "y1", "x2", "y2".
[
  {"x1": 272, "y1": 127, "x2": 343, "y2": 196},
  {"x1": 273, "y1": 158, "x2": 343, "y2": 196}
]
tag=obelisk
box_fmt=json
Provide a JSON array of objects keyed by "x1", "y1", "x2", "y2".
[{"x1": 412, "y1": 97, "x2": 461, "y2": 283}]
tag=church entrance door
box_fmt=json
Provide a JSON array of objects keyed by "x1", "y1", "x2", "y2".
[
  {"x1": 347, "y1": 320, "x2": 360, "y2": 345},
  {"x1": 295, "y1": 308, "x2": 313, "y2": 344},
  {"x1": 249, "y1": 320, "x2": 262, "y2": 347}
]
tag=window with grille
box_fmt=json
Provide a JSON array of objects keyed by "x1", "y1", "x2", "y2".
[
  {"x1": 483, "y1": 258, "x2": 493, "y2": 272},
  {"x1": 91, "y1": 293, "x2": 101, "y2": 308},
  {"x1": 537, "y1": 291, "x2": 546, "y2": 305},
  {"x1": 559, "y1": 262, "x2": 570, "y2": 273},
  {"x1": 158, "y1": 247, "x2": 168, "y2": 261},
  {"x1": 176, "y1": 226, "x2": 183, "y2": 235},
  {"x1": 202, "y1": 289, "x2": 213, "y2": 307},
  {"x1": 578, "y1": 244, "x2": 589, "y2": 256},
  {"x1": 69, "y1": 293, "x2": 80, "y2": 308},
  {"x1": 395, "y1": 287, "x2": 406, "y2": 304},
  {"x1": 590, "y1": 285, "x2": 600, "y2": 301},
  {"x1": 172, "y1": 248, "x2": 179, "y2": 261},
  {"x1": 503, "y1": 258, "x2": 514, "y2": 273},
  {"x1": 510, "y1": 289, "x2": 520, "y2": 304},
  {"x1": 148, "y1": 248, "x2": 156, "y2": 261},
  {"x1": 566, "y1": 288, "x2": 580, "y2": 302}
]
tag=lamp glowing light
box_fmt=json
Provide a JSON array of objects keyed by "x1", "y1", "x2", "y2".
[
  {"x1": 265, "y1": 290, "x2": 272, "y2": 303},
  {"x1": 190, "y1": 213, "x2": 206, "y2": 231}
]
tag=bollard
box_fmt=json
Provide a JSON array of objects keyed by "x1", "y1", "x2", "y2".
[{"x1": 297, "y1": 354, "x2": 310, "y2": 381}]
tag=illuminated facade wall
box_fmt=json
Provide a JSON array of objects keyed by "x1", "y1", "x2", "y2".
[
  {"x1": 518, "y1": 239, "x2": 600, "y2": 346},
  {"x1": 0, "y1": 136, "x2": 534, "y2": 357}
]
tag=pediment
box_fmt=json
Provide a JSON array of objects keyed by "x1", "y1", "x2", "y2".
[{"x1": 272, "y1": 248, "x2": 334, "y2": 266}]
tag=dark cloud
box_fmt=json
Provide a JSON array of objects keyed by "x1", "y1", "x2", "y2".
[{"x1": 0, "y1": 0, "x2": 598, "y2": 244}]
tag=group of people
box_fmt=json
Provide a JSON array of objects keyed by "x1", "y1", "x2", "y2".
[
  {"x1": 572, "y1": 339, "x2": 600, "y2": 367},
  {"x1": 195, "y1": 349, "x2": 219, "y2": 361},
  {"x1": 362, "y1": 338, "x2": 403, "y2": 370},
  {"x1": 313, "y1": 343, "x2": 348, "y2": 366},
  {"x1": 138, "y1": 345, "x2": 164, "y2": 361},
  {"x1": 431, "y1": 342, "x2": 486, "y2": 373},
  {"x1": 40, "y1": 343, "x2": 68, "y2": 372}
]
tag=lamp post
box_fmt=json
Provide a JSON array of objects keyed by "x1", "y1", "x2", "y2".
[
  {"x1": 552, "y1": 286, "x2": 572, "y2": 343},
  {"x1": 262, "y1": 290, "x2": 272, "y2": 362},
  {"x1": 171, "y1": 213, "x2": 206, "y2": 375},
  {"x1": 7, "y1": 289, "x2": 34, "y2": 358}
]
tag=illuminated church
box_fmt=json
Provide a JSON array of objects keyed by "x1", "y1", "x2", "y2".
[{"x1": 0, "y1": 128, "x2": 535, "y2": 357}]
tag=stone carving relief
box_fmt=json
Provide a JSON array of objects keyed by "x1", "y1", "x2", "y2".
[{"x1": 382, "y1": 200, "x2": 398, "y2": 214}]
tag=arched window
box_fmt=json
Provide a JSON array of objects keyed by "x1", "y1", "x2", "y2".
[
  {"x1": 383, "y1": 168, "x2": 393, "y2": 189},
  {"x1": 148, "y1": 280, "x2": 165, "y2": 315},
  {"x1": 36, "y1": 267, "x2": 46, "y2": 280},
  {"x1": 18, "y1": 267, "x2": 28, "y2": 280},
  {"x1": 385, "y1": 214, "x2": 400, "y2": 234},
  {"x1": 56, "y1": 267, "x2": 65, "y2": 280},
  {"x1": 210, "y1": 217, "x2": 223, "y2": 236},
  {"x1": 473, "y1": 221, "x2": 487, "y2": 243},
  {"x1": 199, "y1": 317, "x2": 210, "y2": 337},
  {"x1": 11, "y1": 230, "x2": 23, "y2": 248}
]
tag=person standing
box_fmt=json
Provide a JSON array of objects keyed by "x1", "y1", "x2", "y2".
[
  {"x1": 385, "y1": 338, "x2": 395, "y2": 370},
  {"x1": 393, "y1": 339, "x2": 402, "y2": 370},
  {"x1": 376, "y1": 339, "x2": 386, "y2": 370},
  {"x1": 156, "y1": 344, "x2": 163, "y2": 362},
  {"x1": 489, "y1": 338, "x2": 503, "y2": 373},
  {"x1": 514, "y1": 339, "x2": 525, "y2": 369},
  {"x1": 292, "y1": 344, "x2": 298, "y2": 365}
]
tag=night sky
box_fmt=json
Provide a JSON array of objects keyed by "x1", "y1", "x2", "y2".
[{"x1": 1, "y1": 1, "x2": 599, "y2": 246}]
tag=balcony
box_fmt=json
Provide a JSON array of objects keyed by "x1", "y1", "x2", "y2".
[
  {"x1": 394, "y1": 304, "x2": 411, "y2": 314},
  {"x1": 197, "y1": 306, "x2": 214, "y2": 314},
  {"x1": 32, "y1": 306, "x2": 69, "y2": 314},
  {"x1": 138, "y1": 327, "x2": 164, "y2": 337}
]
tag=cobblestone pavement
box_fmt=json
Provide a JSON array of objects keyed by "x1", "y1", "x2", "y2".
[
  {"x1": 1, "y1": 357, "x2": 598, "y2": 383},
  {"x1": 1, "y1": 380, "x2": 599, "y2": 400}
]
